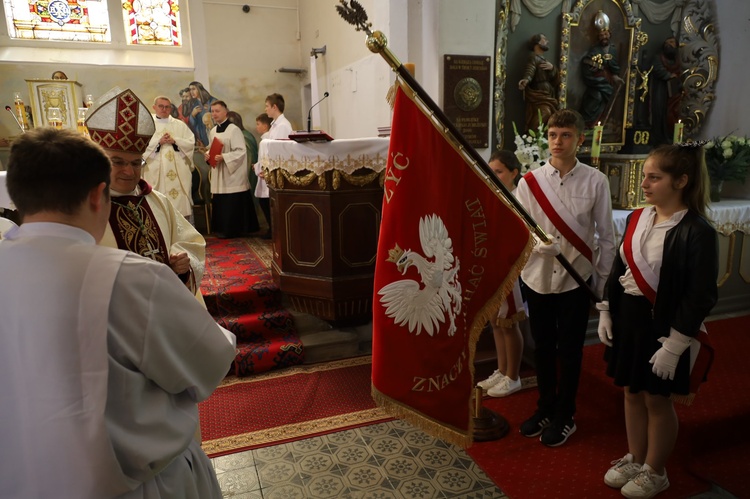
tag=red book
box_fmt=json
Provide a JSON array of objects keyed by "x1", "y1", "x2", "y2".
[{"x1": 207, "y1": 137, "x2": 223, "y2": 168}]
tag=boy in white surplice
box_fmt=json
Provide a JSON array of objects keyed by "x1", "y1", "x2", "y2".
[{"x1": 0, "y1": 128, "x2": 236, "y2": 498}]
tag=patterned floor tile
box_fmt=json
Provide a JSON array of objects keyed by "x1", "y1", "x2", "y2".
[
  {"x1": 304, "y1": 473, "x2": 351, "y2": 498},
  {"x1": 263, "y1": 484, "x2": 307, "y2": 499},
  {"x1": 222, "y1": 491, "x2": 264, "y2": 499},
  {"x1": 216, "y1": 467, "x2": 260, "y2": 494},
  {"x1": 213, "y1": 451, "x2": 256, "y2": 473},
  {"x1": 256, "y1": 460, "x2": 303, "y2": 488},
  {"x1": 395, "y1": 477, "x2": 443, "y2": 499},
  {"x1": 213, "y1": 420, "x2": 507, "y2": 499}
]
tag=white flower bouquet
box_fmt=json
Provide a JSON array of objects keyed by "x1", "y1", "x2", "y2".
[
  {"x1": 512, "y1": 116, "x2": 550, "y2": 173},
  {"x1": 704, "y1": 134, "x2": 750, "y2": 184}
]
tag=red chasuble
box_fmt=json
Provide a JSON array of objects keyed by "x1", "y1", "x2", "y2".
[
  {"x1": 108, "y1": 180, "x2": 169, "y2": 264},
  {"x1": 372, "y1": 83, "x2": 532, "y2": 446}
]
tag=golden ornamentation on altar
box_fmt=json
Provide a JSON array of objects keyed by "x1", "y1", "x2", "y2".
[{"x1": 26, "y1": 79, "x2": 84, "y2": 129}]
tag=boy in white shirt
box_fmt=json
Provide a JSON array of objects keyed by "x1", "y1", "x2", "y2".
[
  {"x1": 254, "y1": 112, "x2": 272, "y2": 239},
  {"x1": 513, "y1": 109, "x2": 615, "y2": 447}
]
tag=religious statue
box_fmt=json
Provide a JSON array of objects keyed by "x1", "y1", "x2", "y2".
[
  {"x1": 518, "y1": 33, "x2": 559, "y2": 132},
  {"x1": 650, "y1": 37, "x2": 683, "y2": 146},
  {"x1": 580, "y1": 11, "x2": 624, "y2": 127}
]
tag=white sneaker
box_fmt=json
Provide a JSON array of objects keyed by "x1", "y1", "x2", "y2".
[
  {"x1": 477, "y1": 370, "x2": 505, "y2": 391},
  {"x1": 487, "y1": 376, "x2": 522, "y2": 397},
  {"x1": 604, "y1": 453, "x2": 642, "y2": 488},
  {"x1": 621, "y1": 464, "x2": 669, "y2": 498}
]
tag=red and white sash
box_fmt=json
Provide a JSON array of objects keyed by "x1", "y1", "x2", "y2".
[
  {"x1": 622, "y1": 208, "x2": 658, "y2": 303},
  {"x1": 623, "y1": 208, "x2": 713, "y2": 402},
  {"x1": 524, "y1": 169, "x2": 593, "y2": 263}
]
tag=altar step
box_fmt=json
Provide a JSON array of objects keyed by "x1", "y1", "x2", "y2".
[
  {"x1": 288, "y1": 305, "x2": 373, "y2": 364},
  {"x1": 201, "y1": 238, "x2": 304, "y2": 376}
]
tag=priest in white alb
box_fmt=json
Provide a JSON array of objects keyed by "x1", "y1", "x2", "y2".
[
  {"x1": 143, "y1": 95, "x2": 197, "y2": 224},
  {"x1": 86, "y1": 87, "x2": 206, "y2": 303}
]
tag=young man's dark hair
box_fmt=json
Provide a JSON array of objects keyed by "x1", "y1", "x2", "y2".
[
  {"x1": 7, "y1": 128, "x2": 111, "y2": 217},
  {"x1": 265, "y1": 93, "x2": 285, "y2": 113},
  {"x1": 211, "y1": 100, "x2": 229, "y2": 110},
  {"x1": 546, "y1": 108, "x2": 585, "y2": 135},
  {"x1": 256, "y1": 113, "x2": 272, "y2": 128}
]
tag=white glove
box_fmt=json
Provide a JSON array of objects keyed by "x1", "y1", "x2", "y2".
[
  {"x1": 649, "y1": 329, "x2": 692, "y2": 380},
  {"x1": 595, "y1": 301, "x2": 613, "y2": 347},
  {"x1": 533, "y1": 239, "x2": 561, "y2": 257}
]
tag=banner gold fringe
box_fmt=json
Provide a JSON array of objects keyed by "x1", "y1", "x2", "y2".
[
  {"x1": 670, "y1": 392, "x2": 696, "y2": 406},
  {"x1": 372, "y1": 386, "x2": 472, "y2": 448},
  {"x1": 495, "y1": 310, "x2": 527, "y2": 328}
]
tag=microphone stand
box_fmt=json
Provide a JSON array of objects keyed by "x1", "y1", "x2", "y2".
[{"x1": 307, "y1": 92, "x2": 330, "y2": 132}]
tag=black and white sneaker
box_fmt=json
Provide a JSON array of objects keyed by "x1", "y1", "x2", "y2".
[
  {"x1": 540, "y1": 419, "x2": 577, "y2": 447},
  {"x1": 520, "y1": 411, "x2": 551, "y2": 437}
]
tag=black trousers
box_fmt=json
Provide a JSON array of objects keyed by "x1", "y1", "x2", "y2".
[
  {"x1": 524, "y1": 283, "x2": 590, "y2": 422},
  {"x1": 211, "y1": 190, "x2": 259, "y2": 237}
]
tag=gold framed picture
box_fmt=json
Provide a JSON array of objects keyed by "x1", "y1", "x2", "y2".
[
  {"x1": 559, "y1": 0, "x2": 646, "y2": 152},
  {"x1": 25, "y1": 79, "x2": 84, "y2": 130}
]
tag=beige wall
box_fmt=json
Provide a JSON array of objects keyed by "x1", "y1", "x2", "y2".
[{"x1": 202, "y1": 0, "x2": 303, "y2": 133}]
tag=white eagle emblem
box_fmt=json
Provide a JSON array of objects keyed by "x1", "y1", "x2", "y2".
[{"x1": 378, "y1": 214, "x2": 462, "y2": 336}]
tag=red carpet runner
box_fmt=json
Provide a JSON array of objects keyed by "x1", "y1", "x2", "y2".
[
  {"x1": 201, "y1": 237, "x2": 303, "y2": 376},
  {"x1": 468, "y1": 314, "x2": 750, "y2": 498},
  {"x1": 198, "y1": 356, "x2": 390, "y2": 457}
]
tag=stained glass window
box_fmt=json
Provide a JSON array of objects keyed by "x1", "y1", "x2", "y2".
[
  {"x1": 122, "y1": 0, "x2": 181, "y2": 46},
  {"x1": 2, "y1": 0, "x2": 111, "y2": 42}
]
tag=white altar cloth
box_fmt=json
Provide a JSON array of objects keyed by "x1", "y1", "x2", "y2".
[
  {"x1": 0, "y1": 171, "x2": 13, "y2": 210},
  {"x1": 259, "y1": 137, "x2": 389, "y2": 175}
]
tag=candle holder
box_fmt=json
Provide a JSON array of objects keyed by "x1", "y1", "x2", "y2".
[
  {"x1": 590, "y1": 121, "x2": 603, "y2": 168},
  {"x1": 673, "y1": 120, "x2": 684, "y2": 144},
  {"x1": 13, "y1": 91, "x2": 30, "y2": 131},
  {"x1": 47, "y1": 107, "x2": 63, "y2": 129},
  {"x1": 77, "y1": 108, "x2": 89, "y2": 137},
  {"x1": 84, "y1": 94, "x2": 94, "y2": 108}
]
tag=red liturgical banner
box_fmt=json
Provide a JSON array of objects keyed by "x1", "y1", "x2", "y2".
[
  {"x1": 207, "y1": 138, "x2": 223, "y2": 168},
  {"x1": 372, "y1": 82, "x2": 532, "y2": 447}
]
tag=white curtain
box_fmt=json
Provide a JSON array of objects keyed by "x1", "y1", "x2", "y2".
[
  {"x1": 510, "y1": 0, "x2": 681, "y2": 35},
  {"x1": 310, "y1": 55, "x2": 321, "y2": 130}
]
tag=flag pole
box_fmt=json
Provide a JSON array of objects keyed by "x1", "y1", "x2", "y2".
[{"x1": 336, "y1": 1, "x2": 600, "y2": 303}]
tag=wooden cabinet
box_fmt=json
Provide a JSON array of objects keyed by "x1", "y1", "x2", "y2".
[{"x1": 260, "y1": 138, "x2": 389, "y2": 325}]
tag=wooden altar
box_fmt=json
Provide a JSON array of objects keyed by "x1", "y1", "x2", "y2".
[{"x1": 259, "y1": 138, "x2": 389, "y2": 325}]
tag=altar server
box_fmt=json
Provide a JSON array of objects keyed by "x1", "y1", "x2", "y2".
[
  {"x1": 204, "y1": 100, "x2": 259, "y2": 238},
  {"x1": 86, "y1": 87, "x2": 206, "y2": 301},
  {"x1": 0, "y1": 127, "x2": 235, "y2": 498},
  {"x1": 143, "y1": 95, "x2": 197, "y2": 224},
  {"x1": 514, "y1": 108, "x2": 616, "y2": 447},
  {"x1": 599, "y1": 143, "x2": 717, "y2": 498}
]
